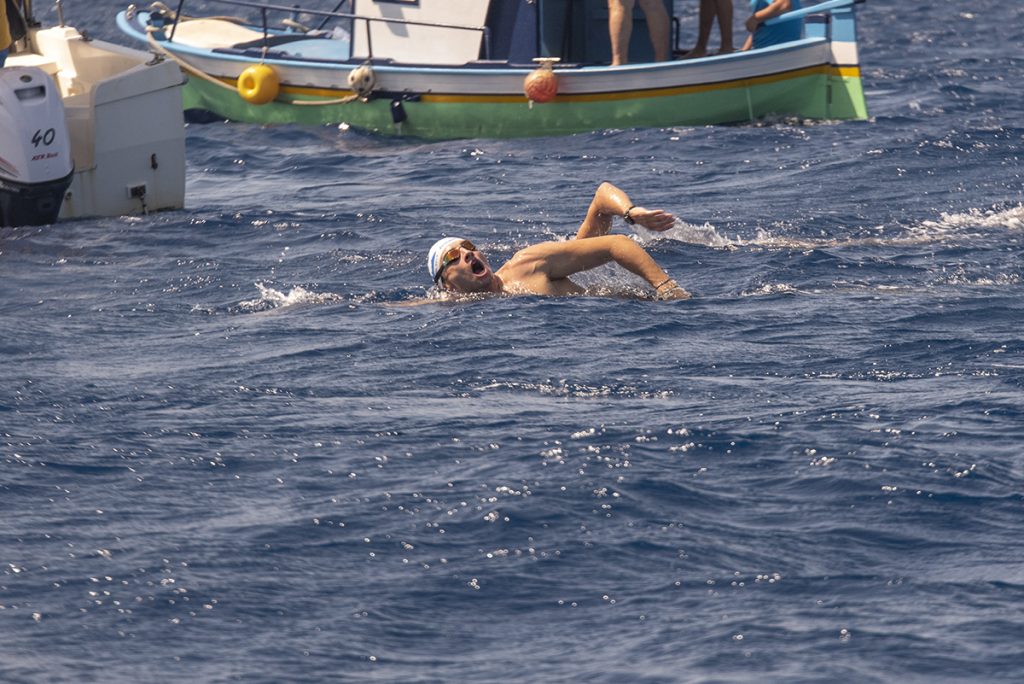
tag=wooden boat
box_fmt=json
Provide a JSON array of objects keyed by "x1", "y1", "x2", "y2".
[
  {"x1": 116, "y1": 0, "x2": 868, "y2": 140},
  {"x1": 2, "y1": 0, "x2": 185, "y2": 223}
]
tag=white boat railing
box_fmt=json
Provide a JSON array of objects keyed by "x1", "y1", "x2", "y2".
[{"x1": 151, "y1": 0, "x2": 491, "y2": 61}]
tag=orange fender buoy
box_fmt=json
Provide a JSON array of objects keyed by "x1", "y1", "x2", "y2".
[
  {"x1": 237, "y1": 64, "x2": 279, "y2": 105},
  {"x1": 524, "y1": 58, "x2": 560, "y2": 104}
]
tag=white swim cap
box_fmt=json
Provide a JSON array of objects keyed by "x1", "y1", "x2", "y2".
[{"x1": 427, "y1": 237, "x2": 466, "y2": 283}]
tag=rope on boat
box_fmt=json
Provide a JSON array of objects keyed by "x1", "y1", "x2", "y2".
[
  {"x1": 146, "y1": 26, "x2": 239, "y2": 92},
  {"x1": 147, "y1": 2, "x2": 179, "y2": 21},
  {"x1": 144, "y1": 26, "x2": 371, "y2": 107}
]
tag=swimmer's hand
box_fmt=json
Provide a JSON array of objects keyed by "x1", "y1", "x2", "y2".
[{"x1": 629, "y1": 207, "x2": 677, "y2": 232}]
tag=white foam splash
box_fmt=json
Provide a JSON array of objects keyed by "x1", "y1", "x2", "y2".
[
  {"x1": 477, "y1": 379, "x2": 673, "y2": 400},
  {"x1": 934, "y1": 268, "x2": 1022, "y2": 288},
  {"x1": 919, "y1": 204, "x2": 1024, "y2": 232},
  {"x1": 639, "y1": 205, "x2": 1024, "y2": 252},
  {"x1": 636, "y1": 219, "x2": 735, "y2": 248},
  {"x1": 238, "y1": 282, "x2": 343, "y2": 312},
  {"x1": 740, "y1": 283, "x2": 801, "y2": 297}
]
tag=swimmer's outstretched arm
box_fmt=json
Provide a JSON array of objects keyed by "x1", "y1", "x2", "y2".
[
  {"x1": 575, "y1": 182, "x2": 676, "y2": 239},
  {"x1": 522, "y1": 234, "x2": 690, "y2": 300}
]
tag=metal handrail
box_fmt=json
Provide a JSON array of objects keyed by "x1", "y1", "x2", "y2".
[
  {"x1": 764, "y1": 0, "x2": 862, "y2": 26},
  {"x1": 159, "y1": 0, "x2": 491, "y2": 60}
]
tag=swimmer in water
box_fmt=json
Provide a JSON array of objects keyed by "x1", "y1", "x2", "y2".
[{"x1": 427, "y1": 182, "x2": 690, "y2": 300}]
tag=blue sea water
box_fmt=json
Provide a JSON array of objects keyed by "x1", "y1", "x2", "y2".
[{"x1": 3, "y1": 1, "x2": 1024, "y2": 681}]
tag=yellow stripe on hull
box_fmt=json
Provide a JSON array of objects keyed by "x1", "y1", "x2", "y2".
[{"x1": 208, "y1": 63, "x2": 862, "y2": 105}]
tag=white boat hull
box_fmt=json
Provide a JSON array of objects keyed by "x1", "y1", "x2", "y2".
[{"x1": 7, "y1": 26, "x2": 187, "y2": 220}]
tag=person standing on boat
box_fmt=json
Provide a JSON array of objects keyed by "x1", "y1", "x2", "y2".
[
  {"x1": 427, "y1": 182, "x2": 690, "y2": 300},
  {"x1": 742, "y1": 0, "x2": 802, "y2": 50},
  {"x1": 608, "y1": 0, "x2": 671, "y2": 65},
  {"x1": 685, "y1": 0, "x2": 735, "y2": 58}
]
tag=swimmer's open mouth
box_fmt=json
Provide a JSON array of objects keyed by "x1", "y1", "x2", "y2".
[{"x1": 471, "y1": 260, "x2": 485, "y2": 275}]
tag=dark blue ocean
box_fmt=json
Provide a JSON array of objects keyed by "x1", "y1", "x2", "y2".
[{"x1": 3, "y1": 1, "x2": 1023, "y2": 681}]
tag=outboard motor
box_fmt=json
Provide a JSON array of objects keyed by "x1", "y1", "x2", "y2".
[{"x1": 0, "y1": 66, "x2": 74, "y2": 227}]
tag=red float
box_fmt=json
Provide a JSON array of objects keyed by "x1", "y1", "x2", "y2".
[{"x1": 523, "y1": 58, "x2": 559, "y2": 104}]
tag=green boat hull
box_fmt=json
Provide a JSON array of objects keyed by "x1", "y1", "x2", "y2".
[{"x1": 182, "y1": 65, "x2": 867, "y2": 140}]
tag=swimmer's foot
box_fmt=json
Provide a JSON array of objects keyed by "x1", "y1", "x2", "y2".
[
  {"x1": 716, "y1": 47, "x2": 735, "y2": 55},
  {"x1": 683, "y1": 48, "x2": 708, "y2": 60}
]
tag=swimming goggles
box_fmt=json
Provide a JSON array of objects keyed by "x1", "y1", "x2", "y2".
[{"x1": 434, "y1": 240, "x2": 477, "y2": 283}]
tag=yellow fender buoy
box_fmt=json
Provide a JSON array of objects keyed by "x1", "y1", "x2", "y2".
[
  {"x1": 524, "y1": 57, "x2": 559, "y2": 105},
  {"x1": 237, "y1": 64, "x2": 279, "y2": 105}
]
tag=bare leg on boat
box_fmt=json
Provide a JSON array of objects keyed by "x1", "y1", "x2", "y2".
[
  {"x1": 608, "y1": 0, "x2": 636, "y2": 66},
  {"x1": 686, "y1": 0, "x2": 734, "y2": 58},
  {"x1": 609, "y1": 0, "x2": 670, "y2": 65},
  {"x1": 638, "y1": 0, "x2": 671, "y2": 62}
]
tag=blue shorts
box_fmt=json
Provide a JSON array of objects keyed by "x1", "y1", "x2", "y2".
[{"x1": 0, "y1": 48, "x2": 8, "y2": 68}]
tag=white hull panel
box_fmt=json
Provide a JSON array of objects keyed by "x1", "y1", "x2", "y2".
[{"x1": 8, "y1": 27, "x2": 187, "y2": 220}]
